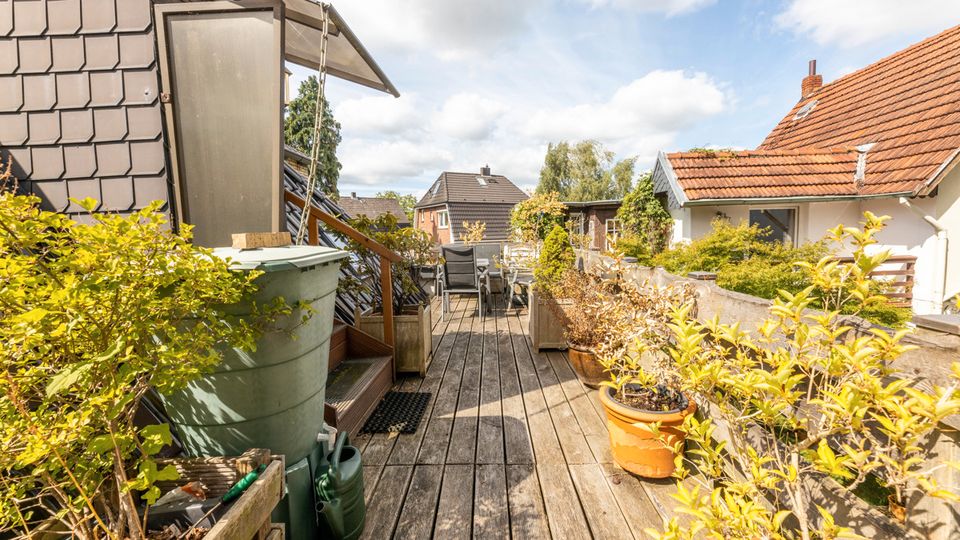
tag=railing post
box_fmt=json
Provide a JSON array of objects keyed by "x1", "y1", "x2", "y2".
[{"x1": 380, "y1": 257, "x2": 395, "y2": 350}]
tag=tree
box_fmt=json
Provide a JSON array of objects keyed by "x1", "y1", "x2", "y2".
[
  {"x1": 375, "y1": 190, "x2": 417, "y2": 222},
  {"x1": 608, "y1": 156, "x2": 636, "y2": 197},
  {"x1": 535, "y1": 140, "x2": 635, "y2": 201},
  {"x1": 510, "y1": 192, "x2": 568, "y2": 242},
  {"x1": 536, "y1": 142, "x2": 572, "y2": 197},
  {"x1": 284, "y1": 75, "x2": 342, "y2": 197}
]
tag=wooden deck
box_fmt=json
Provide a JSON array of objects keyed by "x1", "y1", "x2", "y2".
[{"x1": 355, "y1": 297, "x2": 678, "y2": 539}]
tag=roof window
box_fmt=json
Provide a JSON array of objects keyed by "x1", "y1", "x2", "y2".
[
  {"x1": 431, "y1": 180, "x2": 441, "y2": 195},
  {"x1": 477, "y1": 176, "x2": 487, "y2": 186},
  {"x1": 793, "y1": 99, "x2": 817, "y2": 120}
]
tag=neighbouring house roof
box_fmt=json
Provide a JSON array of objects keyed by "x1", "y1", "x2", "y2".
[
  {"x1": 448, "y1": 203, "x2": 518, "y2": 242},
  {"x1": 658, "y1": 24, "x2": 960, "y2": 205},
  {"x1": 337, "y1": 195, "x2": 410, "y2": 225},
  {"x1": 415, "y1": 170, "x2": 529, "y2": 208}
]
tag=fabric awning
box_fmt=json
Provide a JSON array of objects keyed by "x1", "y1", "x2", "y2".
[{"x1": 282, "y1": 0, "x2": 399, "y2": 96}]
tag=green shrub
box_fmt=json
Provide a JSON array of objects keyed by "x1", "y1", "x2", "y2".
[
  {"x1": 535, "y1": 225, "x2": 574, "y2": 291},
  {"x1": 616, "y1": 173, "x2": 672, "y2": 255},
  {"x1": 612, "y1": 234, "x2": 655, "y2": 265},
  {"x1": 653, "y1": 216, "x2": 912, "y2": 327}
]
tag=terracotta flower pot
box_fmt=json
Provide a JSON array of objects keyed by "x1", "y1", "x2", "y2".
[
  {"x1": 567, "y1": 345, "x2": 606, "y2": 388},
  {"x1": 598, "y1": 385, "x2": 696, "y2": 478}
]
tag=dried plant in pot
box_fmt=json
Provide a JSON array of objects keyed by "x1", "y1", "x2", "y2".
[
  {"x1": 594, "y1": 274, "x2": 698, "y2": 478},
  {"x1": 548, "y1": 268, "x2": 609, "y2": 387}
]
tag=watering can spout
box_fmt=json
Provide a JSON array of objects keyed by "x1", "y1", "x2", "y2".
[{"x1": 316, "y1": 433, "x2": 366, "y2": 540}]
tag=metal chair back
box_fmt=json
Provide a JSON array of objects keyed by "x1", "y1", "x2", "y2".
[{"x1": 442, "y1": 245, "x2": 479, "y2": 291}]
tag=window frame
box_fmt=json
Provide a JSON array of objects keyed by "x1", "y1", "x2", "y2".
[
  {"x1": 748, "y1": 206, "x2": 799, "y2": 247},
  {"x1": 437, "y1": 209, "x2": 449, "y2": 229},
  {"x1": 604, "y1": 218, "x2": 621, "y2": 252}
]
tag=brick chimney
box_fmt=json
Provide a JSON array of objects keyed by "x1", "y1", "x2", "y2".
[
  {"x1": 801, "y1": 59, "x2": 822, "y2": 98},
  {"x1": 480, "y1": 164, "x2": 491, "y2": 176}
]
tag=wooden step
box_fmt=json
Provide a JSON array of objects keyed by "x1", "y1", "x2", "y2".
[
  {"x1": 324, "y1": 355, "x2": 392, "y2": 438},
  {"x1": 329, "y1": 322, "x2": 349, "y2": 372}
]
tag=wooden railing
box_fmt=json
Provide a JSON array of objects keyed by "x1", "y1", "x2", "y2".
[
  {"x1": 284, "y1": 190, "x2": 402, "y2": 348},
  {"x1": 835, "y1": 254, "x2": 916, "y2": 308}
]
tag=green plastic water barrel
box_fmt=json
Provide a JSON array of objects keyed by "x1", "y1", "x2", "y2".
[{"x1": 163, "y1": 245, "x2": 348, "y2": 463}]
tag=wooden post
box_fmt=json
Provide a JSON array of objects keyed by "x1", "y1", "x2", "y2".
[
  {"x1": 379, "y1": 258, "x2": 395, "y2": 345},
  {"x1": 308, "y1": 216, "x2": 318, "y2": 245}
]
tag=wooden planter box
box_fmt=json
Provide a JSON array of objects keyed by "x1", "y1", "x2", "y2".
[
  {"x1": 356, "y1": 304, "x2": 432, "y2": 376},
  {"x1": 153, "y1": 449, "x2": 284, "y2": 540},
  {"x1": 529, "y1": 289, "x2": 570, "y2": 351}
]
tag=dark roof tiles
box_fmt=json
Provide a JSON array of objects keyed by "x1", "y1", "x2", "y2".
[{"x1": 416, "y1": 170, "x2": 528, "y2": 208}]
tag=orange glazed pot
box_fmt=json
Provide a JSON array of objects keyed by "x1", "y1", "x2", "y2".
[
  {"x1": 599, "y1": 386, "x2": 696, "y2": 478},
  {"x1": 567, "y1": 345, "x2": 606, "y2": 388}
]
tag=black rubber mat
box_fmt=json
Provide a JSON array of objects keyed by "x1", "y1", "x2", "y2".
[{"x1": 360, "y1": 391, "x2": 431, "y2": 434}]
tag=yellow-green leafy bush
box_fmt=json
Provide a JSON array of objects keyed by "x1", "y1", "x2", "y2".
[
  {"x1": 0, "y1": 193, "x2": 287, "y2": 539},
  {"x1": 650, "y1": 214, "x2": 960, "y2": 540},
  {"x1": 535, "y1": 225, "x2": 574, "y2": 291}
]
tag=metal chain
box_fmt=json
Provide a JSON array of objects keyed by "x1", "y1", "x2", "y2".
[{"x1": 295, "y1": 2, "x2": 330, "y2": 244}]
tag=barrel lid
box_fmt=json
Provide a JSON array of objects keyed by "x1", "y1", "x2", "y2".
[{"x1": 212, "y1": 245, "x2": 349, "y2": 272}]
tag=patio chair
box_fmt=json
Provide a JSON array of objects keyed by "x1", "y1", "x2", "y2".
[
  {"x1": 440, "y1": 245, "x2": 490, "y2": 320},
  {"x1": 506, "y1": 266, "x2": 535, "y2": 312}
]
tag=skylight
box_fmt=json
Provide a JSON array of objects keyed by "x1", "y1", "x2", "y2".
[
  {"x1": 477, "y1": 176, "x2": 487, "y2": 186},
  {"x1": 793, "y1": 99, "x2": 817, "y2": 120},
  {"x1": 431, "y1": 181, "x2": 441, "y2": 195}
]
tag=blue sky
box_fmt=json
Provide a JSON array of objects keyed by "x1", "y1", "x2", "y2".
[{"x1": 287, "y1": 0, "x2": 960, "y2": 197}]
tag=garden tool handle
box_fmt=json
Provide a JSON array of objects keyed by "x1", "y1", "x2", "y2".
[
  {"x1": 329, "y1": 431, "x2": 347, "y2": 474},
  {"x1": 221, "y1": 464, "x2": 266, "y2": 503}
]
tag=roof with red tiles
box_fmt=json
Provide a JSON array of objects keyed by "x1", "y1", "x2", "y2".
[{"x1": 660, "y1": 24, "x2": 960, "y2": 203}]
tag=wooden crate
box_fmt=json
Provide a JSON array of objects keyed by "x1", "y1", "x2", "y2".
[{"x1": 154, "y1": 449, "x2": 285, "y2": 540}]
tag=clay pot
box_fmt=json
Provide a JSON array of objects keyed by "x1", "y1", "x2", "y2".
[
  {"x1": 598, "y1": 385, "x2": 696, "y2": 478},
  {"x1": 567, "y1": 345, "x2": 606, "y2": 388}
]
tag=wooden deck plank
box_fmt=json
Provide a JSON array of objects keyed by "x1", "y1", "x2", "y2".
[
  {"x1": 504, "y1": 313, "x2": 566, "y2": 465},
  {"x1": 359, "y1": 465, "x2": 412, "y2": 540},
  {"x1": 434, "y1": 464, "x2": 475, "y2": 540},
  {"x1": 394, "y1": 464, "x2": 444, "y2": 539},
  {"x1": 448, "y1": 312, "x2": 483, "y2": 464},
  {"x1": 600, "y1": 463, "x2": 666, "y2": 538},
  {"x1": 506, "y1": 464, "x2": 550, "y2": 540},
  {"x1": 474, "y1": 463, "x2": 510, "y2": 539},
  {"x1": 569, "y1": 463, "x2": 635, "y2": 540},
  {"x1": 498, "y1": 310, "x2": 535, "y2": 465},
  {"x1": 545, "y1": 351, "x2": 614, "y2": 464},
  {"x1": 536, "y1": 462, "x2": 592, "y2": 539},
  {"x1": 389, "y1": 298, "x2": 469, "y2": 465},
  {"x1": 477, "y1": 313, "x2": 505, "y2": 465}
]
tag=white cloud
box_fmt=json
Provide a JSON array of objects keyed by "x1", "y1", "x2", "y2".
[
  {"x1": 431, "y1": 93, "x2": 507, "y2": 140},
  {"x1": 775, "y1": 0, "x2": 960, "y2": 47},
  {"x1": 582, "y1": 0, "x2": 716, "y2": 16},
  {"x1": 333, "y1": 0, "x2": 542, "y2": 60},
  {"x1": 338, "y1": 139, "x2": 452, "y2": 185},
  {"x1": 523, "y1": 70, "x2": 727, "y2": 141},
  {"x1": 335, "y1": 94, "x2": 420, "y2": 135}
]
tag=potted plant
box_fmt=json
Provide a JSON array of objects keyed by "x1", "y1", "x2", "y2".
[
  {"x1": 529, "y1": 224, "x2": 575, "y2": 350},
  {"x1": 594, "y1": 273, "x2": 698, "y2": 478},
  {"x1": 344, "y1": 214, "x2": 434, "y2": 375},
  {"x1": 547, "y1": 268, "x2": 608, "y2": 386}
]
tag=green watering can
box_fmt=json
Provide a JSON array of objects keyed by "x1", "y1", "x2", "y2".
[{"x1": 316, "y1": 432, "x2": 366, "y2": 539}]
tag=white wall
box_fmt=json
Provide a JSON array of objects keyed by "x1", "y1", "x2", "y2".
[{"x1": 936, "y1": 166, "x2": 960, "y2": 305}]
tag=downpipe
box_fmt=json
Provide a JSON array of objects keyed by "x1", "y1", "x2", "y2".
[{"x1": 898, "y1": 197, "x2": 948, "y2": 313}]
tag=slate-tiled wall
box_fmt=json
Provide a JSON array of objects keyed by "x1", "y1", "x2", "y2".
[{"x1": 0, "y1": 0, "x2": 170, "y2": 218}]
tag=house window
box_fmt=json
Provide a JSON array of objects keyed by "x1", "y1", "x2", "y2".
[
  {"x1": 568, "y1": 213, "x2": 584, "y2": 235},
  {"x1": 605, "y1": 218, "x2": 621, "y2": 252},
  {"x1": 437, "y1": 210, "x2": 449, "y2": 229},
  {"x1": 749, "y1": 208, "x2": 797, "y2": 245}
]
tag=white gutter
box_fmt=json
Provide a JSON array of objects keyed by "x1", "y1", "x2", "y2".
[{"x1": 898, "y1": 197, "x2": 948, "y2": 313}]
